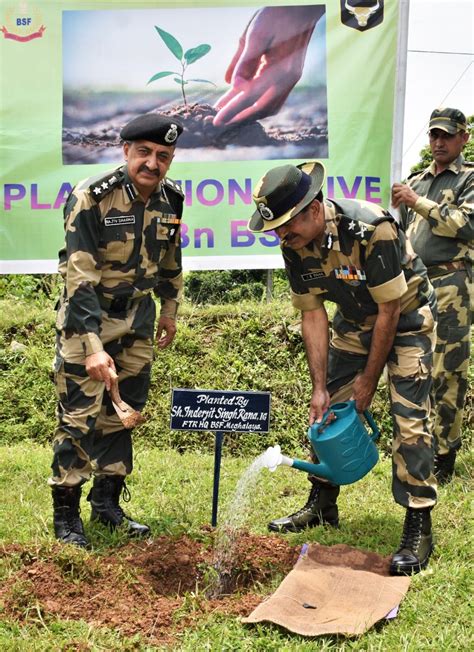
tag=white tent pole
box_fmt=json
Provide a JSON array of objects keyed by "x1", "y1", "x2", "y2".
[{"x1": 391, "y1": 0, "x2": 410, "y2": 216}]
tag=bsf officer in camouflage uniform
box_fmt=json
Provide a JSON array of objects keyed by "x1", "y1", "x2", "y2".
[
  {"x1": 392, "y1": 108, "x2": 473, "y2": 484},
  {"x1": 249, "y1": 162, "x2": 438, "y2": 575},
  {"x1": 50, "y1": 113, "x2": 185, "y2": 548}
]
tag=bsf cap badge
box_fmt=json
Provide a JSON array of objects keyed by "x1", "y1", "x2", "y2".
[
  {"x1": 165, "y1": 123, "x2": 179, "y2": 143},
  {"x1": 258, "y1": 203, "x2": 274, "y2": 221}
]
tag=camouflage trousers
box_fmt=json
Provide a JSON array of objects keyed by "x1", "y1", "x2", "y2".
[
  {"x1": 429, "y1": 269, "x2": 472, "y2": 455},
  {"x1": 320, "y1": 302, "x2": 438, "y2": 509},
  {"x1": 49, "y1": 296, "x2": 155, "y2": 487}
]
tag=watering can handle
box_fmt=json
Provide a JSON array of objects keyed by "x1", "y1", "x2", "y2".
[
  {"x1": 362, "y1": 408, "x2": 380, "y2": 441},
  {"x1": 347, "y1": 399, "x2": 379, "y2": 441},
  {"x1": 316, "y1": 408, "x2": 335, "y2": 434}
]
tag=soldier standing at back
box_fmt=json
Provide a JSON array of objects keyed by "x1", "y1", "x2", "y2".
[
  {"x1": 50, "y1": 114, "x2": 184, "y2": 548},
  {"x1": 248, "y1": 161, "x2": 438, "y2": 575},
  {"x1": 392, "y1": 108, "x2": 473, "y2": 484}
]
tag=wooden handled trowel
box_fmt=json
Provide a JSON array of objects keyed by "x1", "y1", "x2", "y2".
[{"x1": 108, "y1": 369, "x2": 146, "y2": 429}]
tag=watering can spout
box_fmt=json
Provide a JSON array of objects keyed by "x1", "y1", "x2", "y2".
[
  {"x1": 261, "y1": 446, "x2": 330, "y2": 480},
  {"x1": 261, "y1": 445, "x2": 294, "y2": 472},
  {"x1": 289, "y1": 458, "x2": 332, "y2": 479}
]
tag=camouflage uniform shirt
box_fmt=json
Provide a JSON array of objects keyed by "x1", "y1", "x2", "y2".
[
  {"x1": 283, "y1": 198, "x2": 432, "y2": 322},
  {"x1": 57, "y1": 165, "x2": 184, "y2": 356},
  {"x1": 399, "y1": 154, "x2": 474, "y2": 268}
]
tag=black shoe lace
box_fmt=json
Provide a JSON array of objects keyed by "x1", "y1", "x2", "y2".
[
  {"x1": 97, "y1": 482, "x2": 126, "y2": 522},
  {"x1": 122, "y1": 482, "x2": 131, "y2": 503},
  {"x1": 400, "y1": 510, "x2": 423, "y2": 551},
  {"x1": 289, "y1": 487, "x2": 322, "y2": 519}
]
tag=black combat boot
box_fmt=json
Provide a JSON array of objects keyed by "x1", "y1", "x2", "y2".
[
  {"x1": 87, "y1": 475, "x2": 150, "y2": 537},
  {"x1": 52, "y1": 485, "x2": 89, "y2": 548},
  {"x1": 390, "y1": 507, "x2": 434, "y2": 576},
  {"x1": 434, "y1": 449, "x2": 457, "y2": 485},
  {"x1": 268, "y1": 480, "x2": 340, "y2": 533}
]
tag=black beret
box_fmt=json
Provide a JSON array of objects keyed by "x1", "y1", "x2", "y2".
[{"x1": 120, "y1": 113, "x2": 183, "y2": 145}]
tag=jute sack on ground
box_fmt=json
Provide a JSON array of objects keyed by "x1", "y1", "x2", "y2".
[{"x1": 243, "y1": 543, "x2": 411, "y2": 637}]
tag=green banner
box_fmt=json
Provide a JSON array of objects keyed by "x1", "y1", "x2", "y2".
[{"x1": 0, "y1": 0, "x2": 399, "y2": 272}]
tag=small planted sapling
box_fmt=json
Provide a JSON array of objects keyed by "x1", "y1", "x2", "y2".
[{"x1": 148, "y1": 26, "x2": 215, "y2": 108}]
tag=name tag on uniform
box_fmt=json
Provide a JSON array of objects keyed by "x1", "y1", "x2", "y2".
[
  {"x1": 301, "y1": 271, "x2": 326, "y2": 281},
  {"x1": 104, "y1": 216, "x2": 135, "y2": 226}
]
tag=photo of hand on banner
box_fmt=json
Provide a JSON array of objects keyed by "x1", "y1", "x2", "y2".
[
  {"x1": 61, "y1": 5, "x2": 327, "y2": 164},
  {"x1": 213, "y1": 6, "x2": 325, "y2": 128}
]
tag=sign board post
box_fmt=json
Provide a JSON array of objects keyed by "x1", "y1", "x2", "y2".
[
  {"x1": 170, "y1": 388, "x2": 271, "y2": 526},
  {"x1": 211, "y1": 431, "x2": 225, "y2": 527}
]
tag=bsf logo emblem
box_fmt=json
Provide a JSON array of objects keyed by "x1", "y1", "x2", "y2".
[
  {"x1": 1, "y1": 2, "x2": 45, "y2": 42},
  {"x1": 340, "y1": 1, "x2": 384, "y2": 31}
]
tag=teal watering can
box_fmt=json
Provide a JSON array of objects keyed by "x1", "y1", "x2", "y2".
[{"x1": 263, "y1": 400, "x2": 380, "y2": 485}]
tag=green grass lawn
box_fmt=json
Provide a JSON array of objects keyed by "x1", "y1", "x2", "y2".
[{"x1": 0, "y1": 442, "x2": 472, "y2": 651}]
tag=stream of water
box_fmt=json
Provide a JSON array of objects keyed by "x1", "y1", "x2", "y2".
[{"x1": 207, "y1": 450, "x2": 271, "y2": 598}]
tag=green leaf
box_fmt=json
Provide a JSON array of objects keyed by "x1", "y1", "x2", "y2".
[
  {"x1": 173, "y1": 78, "x2": 182, "y2": 84},
  {"x1": 147, "y1": 71, "x2": 176, "y2": 84},
  {"x1": 155, "y1": 26, "x2": 183, "y2": 60},
  {"x1": 187, "y1": 79, "x2": 217, "y2": 87},
  {"x1": 184, "y1": 44, "x2": 211, "y2": 65}
]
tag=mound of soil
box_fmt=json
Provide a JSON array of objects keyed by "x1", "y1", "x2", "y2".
[
  {"x1": 62, "y1": 103, "x2": 327, "y2": 163},
  {"x1": 0, "y1": 531, "x2": 299, "y2": 647}
]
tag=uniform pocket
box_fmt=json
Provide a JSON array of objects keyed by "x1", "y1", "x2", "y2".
[
  {"x1": 102, "y1": 226, "x2": 136, "y2": 264},
  {"x1": 148, "y1": 222, "x2": 170, "y2": 262}
]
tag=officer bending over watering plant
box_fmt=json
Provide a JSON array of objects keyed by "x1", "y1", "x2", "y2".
[{"x1": 248, "y1": 161, "x2": 438, "y2": 576}]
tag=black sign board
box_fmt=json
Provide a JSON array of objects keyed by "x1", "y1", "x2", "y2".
[{"x1": 170, "y1": 388, "x2": 271, "y2": 433}]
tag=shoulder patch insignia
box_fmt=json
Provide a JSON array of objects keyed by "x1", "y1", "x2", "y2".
[
  {"x1": 164, "y1": 177, "x2": 185, "y2": 199},
  {"x1": 89, "y1": 170, "x2": 124, "y2": 202}
]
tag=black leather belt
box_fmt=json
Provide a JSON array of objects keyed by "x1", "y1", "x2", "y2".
[{"x1": 97, "y1": 294, "x2": 147, "y2": 313}]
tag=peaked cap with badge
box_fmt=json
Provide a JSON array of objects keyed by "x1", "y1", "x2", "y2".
[
  {"x1": 120, "y1": 113, "x2": 184, "y2": 145},
  {"x1": 428, "y1": 107, "x2": 467, "y2": 134},
  {"x1": 248, "y1": 161, "x2": 326, "y2": 233}
]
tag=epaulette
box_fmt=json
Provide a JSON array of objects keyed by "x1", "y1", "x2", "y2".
[
  {"x1": 88, "y1": 170, "x2": 124, "y2": 202},
  {"x1": 339, "y1": 215, "x2": 376, "y2": 243},
  {"x1": 164, "y1": 177, "x2": 185, "y2": 199},
  {"x1": 407, "y1": 167, "x2": 426, "y2": 180}
]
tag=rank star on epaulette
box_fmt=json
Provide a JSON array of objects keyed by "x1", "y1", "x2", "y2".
[{"x1": 89, "y1": 171, "x2": 123, "y2": 201}]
